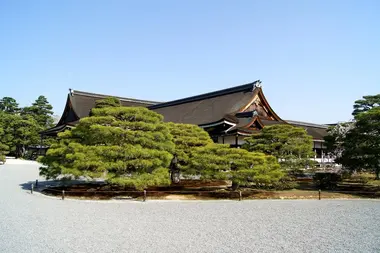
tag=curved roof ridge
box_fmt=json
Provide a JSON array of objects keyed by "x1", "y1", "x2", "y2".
[{"x1": 149, "y1": 80, "x2": 261, "y2": 110}]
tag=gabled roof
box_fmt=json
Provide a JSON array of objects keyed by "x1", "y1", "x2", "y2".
[
  {"x1": 44, "y1": 80, "x2": 321, "y2": 139},
  {"x1": 149, "y1": 80, "x2": 262, "y2": 125},
  {"x1": 70, "y1": 90, "x2": 159, "y2": 119}
]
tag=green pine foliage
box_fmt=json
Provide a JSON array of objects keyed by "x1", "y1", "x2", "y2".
[
  {"x1": 0, "y1": 97, "x2": 19, "y2": 113},
  {"x1": 21, "y1": 95, "x2": 54, "y2": 129},
  {"x1": 94, "y1": 96, "x2": 121, "y2": 108},
  {"x1": 0, "y1": 111, "x2": 41, "y2": 158},
  {"x1": 0, "y1": 126, "x2": 9, "y2": 162},
  {"x1": 0, "y1": 95, "x2": 54, "y2": 158},
  {"x1": 188, "y1": 144, "x2": 284, "y2": 189},
  {"x1": 338, "y1": 107, "x2": 380, "y2": 179},
  {"x1": 327, "y1": 94, "x2": 380, "y2": 179},
  {"x1": 39, "y1": 101, "x2": 175, "y2": 190},
  {"x1": 242, "y1": 124, "x2": 314, "y2": 170},
  {"x1": 167, "y1": 122, "x2": 213, "y2": 173}
]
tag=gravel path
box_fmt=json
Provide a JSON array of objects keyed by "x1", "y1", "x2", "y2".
[{"x1": 1, "y1": 160, "x2": 380, "y2": 253}]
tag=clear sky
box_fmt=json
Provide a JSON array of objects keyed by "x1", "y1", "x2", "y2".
[{"x1": 0, "y1": 0, "x2": 379, "y2": 124}]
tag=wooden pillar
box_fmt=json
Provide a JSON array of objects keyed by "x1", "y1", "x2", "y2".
[
  {"x1": 39, "y1": 135, "x2": 44, "y2": 155},
  {"x1": 222, "y1": 135, "x2": 225, "y2": 144},
  {"x1": 235, "y1": 134, "x2": 238, "y2": 148}
]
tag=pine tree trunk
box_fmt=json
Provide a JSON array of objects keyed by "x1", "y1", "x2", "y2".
[{"x1": 231, "y1": 181, "x2": 239, "y2": 191}]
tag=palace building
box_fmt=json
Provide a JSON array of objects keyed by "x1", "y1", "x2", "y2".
[{"x1": 41, "y1": 80, "x2": 330, "y2": 164}]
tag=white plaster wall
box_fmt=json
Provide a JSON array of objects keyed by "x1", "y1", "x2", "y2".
[
  {"x1": 217, "y1": 136, "x2": 247, "y2": 145},
  {"x1": 218, "y1": 135, "x2": 325, "y2": 149},
  {"x1": 313, "y1": 141, "x2": 326, "y2": 149}
]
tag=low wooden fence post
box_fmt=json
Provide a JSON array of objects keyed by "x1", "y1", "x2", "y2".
[
  {"x1": 318, "y1": 189, "x2": 321, "y2": 200},
  {"x1": 62, "y1": 190, "x2": 65, "y2": 200},
  {"x1": 143, "y1": 190, "x2": 147, "y2": 202},
  {"x1": 239, "y1": 191, "x2": 242, "y2": 201},
  {"x1": 35, "y1": 179, "x2": 38, "y2": 188},
  {"x1": 31, "y1": 183, "x2": 33, "y2": 194}
]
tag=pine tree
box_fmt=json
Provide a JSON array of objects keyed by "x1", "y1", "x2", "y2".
[
  {"x1": 326, "y1": 94, "x2": 380, "y2": 179},
  {"x1": 39, "y1": 98, "x2": 175, "y2": 190},
  {"x1": 242, "y1": 124, "x2": 314, "y2": 170},
  {"x1": 188, "y1": 144, "x2": 284, "y2": 190},
  {"x1": 95, "y1": 97, "x2": 121, "y2": 108},
  {"x1": 339, "y1": 107, "x2": 380, "y2": 179},
  {"x1": 0, "y1": 111, "x2": 41, "y2": 158},
  {"x1": 167, "y1": 122, "x2": 213, "y2": 181},
  {"x1": 0, "y1": 97, "x2": 19, "y2": 113},
  {"x1": 22, "y1": 95, "x2": 54, "y2": 129}
]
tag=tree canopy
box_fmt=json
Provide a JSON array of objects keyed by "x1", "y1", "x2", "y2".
[
  {"x1": 188, "y1": 144, "x2": 284, "y2": 189},
  {"x1": 352, "y1": 94, "x2": 380, "y2": 116},
  {"x1": 242, "y1": 124, "x2": 314, "y2": 170},
  {"x1": 0, "y1": 111, "x2": 41, "y2": 157},
  {"x1": 22, "y1": 95, "x2": 54, "y2": 128},
  {"x1": 0, "y1": 125, "x2": 9, "y2": 162},
  {"x1": 94, "y1": 97, "x2": 121, "y2": 108},
  {"x1": 0, "y1": 97, "x2": 19, "y2": 113},
  {"x1": 338, "y1": 107, "x2": 380, "y2": 179},
  {"x1": 167, "y1": 122, "x2": 213, "y2": 173},
  {"x1": 0, "y1": 95, "x2": 54, "y2": 158},
  {"x1": 39, "y1": 98, "x2": 175, "y2": 190},
  {"x1": 326, "y1": 93, "x2": 380, "y2": 179}
]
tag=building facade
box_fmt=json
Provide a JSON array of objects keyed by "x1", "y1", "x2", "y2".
[{"x1": 41, "y1": 80, "x2": 329, "y2": 164}]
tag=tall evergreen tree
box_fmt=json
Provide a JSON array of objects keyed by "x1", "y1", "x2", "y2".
[
  {"x1": 39, "y1": 98, "x2": 175, "y2": 190},
  {"x1": 0, "y1": 111, "x2": 41, "y2": 157},
  {"x1": 22, "y1": 95, "x2": 54, "y2": 129},
  {"x1": 352, "y1": 94, "x2": 380, "y2": 116},
  {"x1": 0, "y1": 97, "x2": 19, "y2": 113},
  {"x1": 326, "y1": 94, "x2": 380, "y2": 179},
  {"x1": 338, "y1": 106, "x2": 380, "y2": 179}
]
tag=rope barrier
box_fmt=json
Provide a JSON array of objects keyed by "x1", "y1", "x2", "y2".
[
  {"x1": 41, "y1": 187, "x2": 380, "y2": 195},
  {"x1": 42, "y1": 188, "x2": 236, "y2": 194}
]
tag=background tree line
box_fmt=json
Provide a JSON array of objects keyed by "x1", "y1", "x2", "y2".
[{"x1": 0, "y1": 96, "x2": 55, "y2": 160}]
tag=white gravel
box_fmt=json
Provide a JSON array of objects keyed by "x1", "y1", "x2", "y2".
[{"x1": 1, "y1": 161, "x2": 380, "y2": 253}]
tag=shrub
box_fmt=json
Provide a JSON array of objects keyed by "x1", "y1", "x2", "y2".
[
  {"x1": 313, "y1": 172, "x2": 342, "y2": 190},
  {"x1": 272, "y1": 176, "x2": 300, "y2": 190},
  {"x1": 350, "y1": 173, "x2": 372, "y2": 184}
]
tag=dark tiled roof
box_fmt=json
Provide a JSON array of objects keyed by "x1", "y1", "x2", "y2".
[
  {"x1": 286, "y1": 120, "x2": 328, "y2": 140},
  {"x1": 260, "y1": 119, "x2": 287, "y2": 126},
  {"x1": 285, "y1": 120, "x2": 328, "y2": 129},
  {"x1": 303, "y1": 127, "x2": 327, "y2": 140},
  {"x1": 150, "y1": 81, "x2": 261, "y2": 125},
  {"x1": 71, "y1": 90, "x2": 159, "y2": 118},
  {"x1": 39, "y1": 124, "x2": 73, "y2": 136}
]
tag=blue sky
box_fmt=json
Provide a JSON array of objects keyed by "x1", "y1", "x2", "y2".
[{"x1": 0, "y1": 0, "x2": 379, "y2": 124}]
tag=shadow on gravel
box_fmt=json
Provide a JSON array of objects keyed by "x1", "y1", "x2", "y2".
[
  {"x1": 19, "y1": 179, "x2": 103, "y2": 194},
  {"x1": 19, "y1": 180, "x2": 146, "y2": 201}
]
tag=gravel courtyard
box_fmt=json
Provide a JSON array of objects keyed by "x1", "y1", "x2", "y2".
[{"x1": 0, "y1": 160, "x2": 379, "y2": 253}]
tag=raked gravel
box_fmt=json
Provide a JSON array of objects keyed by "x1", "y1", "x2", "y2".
[{"x1": 0, "y1": 160, "x2": 380, "y2": 253}]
